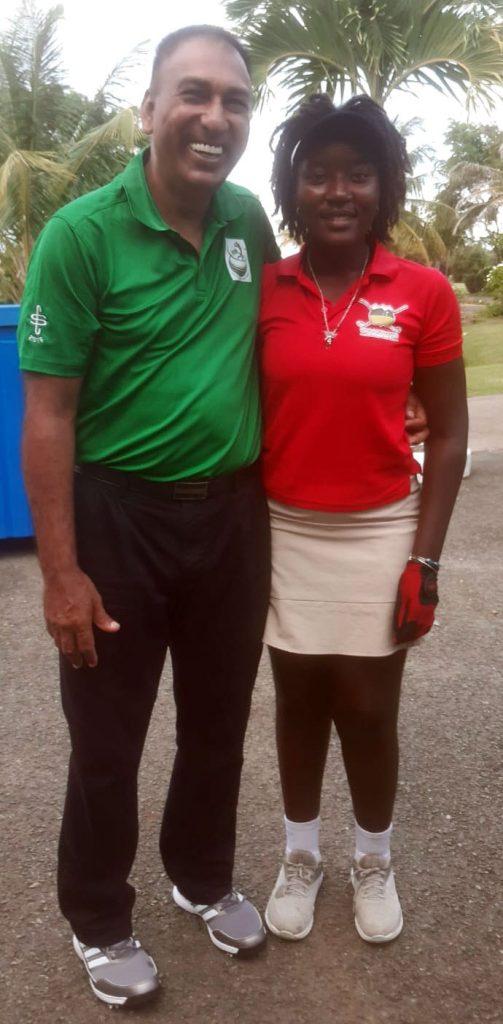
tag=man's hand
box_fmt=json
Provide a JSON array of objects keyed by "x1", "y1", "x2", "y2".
[
  {"x1": 43, "y1": 568, "x2": 120, "y2": 669},
  {"x1": 405, "y1": 390, "x2": 429, "y2": 447}
]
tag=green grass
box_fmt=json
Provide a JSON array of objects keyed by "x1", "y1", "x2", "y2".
[{"x1": 462, "y1": 317, "x2": 503, "y2": 397}]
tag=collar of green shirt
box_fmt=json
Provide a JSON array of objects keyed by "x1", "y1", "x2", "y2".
[{"x1": 120, "y1": 149, "x2": 244, "y2": 233}]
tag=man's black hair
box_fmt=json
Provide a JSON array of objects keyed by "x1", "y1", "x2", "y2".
[
  {"x1": 271, "y1": 93, "x2": 410, "y2": 244},
  {"x1": 150, "y1": 24, "x2": 251, "y2": 89}
]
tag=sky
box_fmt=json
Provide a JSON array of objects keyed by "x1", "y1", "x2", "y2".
[{"x1": 2, "y1": 0, "x2": 502, "y2": 223}]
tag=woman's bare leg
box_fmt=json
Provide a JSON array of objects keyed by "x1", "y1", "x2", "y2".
[
  {"x1": 269, "y1": 647, "x2": 333, "y2": 822},
  {"x1": 328, "y1": 650, "x2": 407, "y2": 831}
]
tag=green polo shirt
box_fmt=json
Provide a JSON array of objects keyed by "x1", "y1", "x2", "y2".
[{"x1": 18, "y1": 151, "x2": 279, "y2": 480}]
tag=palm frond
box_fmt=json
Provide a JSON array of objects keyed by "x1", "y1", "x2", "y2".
[
  {"x1": 66, "y1": 107, "x2": 141, "y2": 175},
  {"x1": 27, "y1": 4, "x2": 66, "y2": 150},
  {"x1": 418, "y1": 220, "x2": 448, "y2": 263},
  {"x1": 241, "y1": 5, "x2": 363, "y2": 105},
  {"x1": 225, "y1": 0, "x2": 503, "y2": 111},
  {"x1": 0, "y1": 148, "x2": 73, "y2": 216},
  {"x1": 0, "y1": 5, "x2": 145, "y2": 288},
  {"x1": 449, "y1": 159, "x2": 503, "y2": 229},
  {"x1": 449, "y1": 160, "x2": 503, "y2": 187},
  {"x1": 225, "y1": 0, "x2": 285, "y2": 31},
  {"x1": 407, "y1": 172, "x2": 430, "y2": 198},
  {"x1": 390, "y1": 217, "x2": 431, "y2": 264},
  {"x1": 0, "y1": 147, "x2": 74, "y2": 260},
  {"x1": 0, "y1": 233, "x2": 28, "y2": 302},
  {"x1": 93, "y1": 41, "x2": 150, "y2": 111},
  {"x1": 0, "y1": 3, "x2": 67, "y2": 150}
]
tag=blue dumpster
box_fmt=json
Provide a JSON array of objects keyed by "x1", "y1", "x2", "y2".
[{"x1": 0, "y1": 304, "x2": 33, "y2": 538}]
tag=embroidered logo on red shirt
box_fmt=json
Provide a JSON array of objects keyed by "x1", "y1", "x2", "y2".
[{"x1": 356, "y1": 299, "x2": 408, "y2": 341}]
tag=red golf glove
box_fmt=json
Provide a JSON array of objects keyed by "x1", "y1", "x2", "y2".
[{"x1": 393, "y1": 560, "x2": 439, "y2": 644}]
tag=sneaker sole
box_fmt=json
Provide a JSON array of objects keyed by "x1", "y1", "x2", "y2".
[
  {"x1": 353, "y1": 910, "x2": 404, "y2": 944},
  {"x1": 73, "y1": 934, "x2": 160, "y2": 1008},
  {"x1": 264, "y1": 908, "x2": 314, "y2": 941},
  {"x1": 172, "y1": 886, "x2": 267, "y2": 957}
]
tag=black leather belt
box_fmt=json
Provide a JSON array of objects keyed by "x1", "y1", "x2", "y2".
[{"x1": 74, "y1": 461, "x2": 260, "y2": 501}]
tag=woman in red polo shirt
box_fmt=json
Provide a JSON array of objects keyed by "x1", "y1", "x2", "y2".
[{"x1": 259, "y1": 94, "x2": 468, "y2": 945}]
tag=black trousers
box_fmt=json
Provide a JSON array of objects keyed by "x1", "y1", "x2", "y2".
[{"x1": 57, "y1": 463, "x2": 270, "y2": 946}]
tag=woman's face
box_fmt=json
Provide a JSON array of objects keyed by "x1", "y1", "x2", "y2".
[{"x1": 296, "y1": 141, "x2": 380, "y2": 249}]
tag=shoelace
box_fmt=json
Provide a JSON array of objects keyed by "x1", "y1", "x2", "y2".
[
  {"x1": 283, "y1": 862, "x2": 318, "y2": 898},
  {"x1": 104, "y1": 938, "x2": 138, "y2": 960},
  {"x1": 354, "y1": 865, "x2": 389, "y2": 901},
  {"x1": 211, "y1": 890, "x2": 244, "y2": 915}
]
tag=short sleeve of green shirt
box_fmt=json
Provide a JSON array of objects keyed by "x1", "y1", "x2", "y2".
[{"x1": 18, "y1": 215, "x2": 100, "y2": 376}]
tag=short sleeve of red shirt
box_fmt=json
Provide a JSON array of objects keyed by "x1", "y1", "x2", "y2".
[{"x1": 414, "y1": 268, "x2": 463, "y2": 368}]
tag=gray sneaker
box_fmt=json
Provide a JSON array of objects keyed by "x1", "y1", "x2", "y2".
[
  {"x1": 172, "y1": 886, "x2": 267, "y2": 956},
  {"x1": 72, "y1": 934, "x2": 160, "y2": 1008}
]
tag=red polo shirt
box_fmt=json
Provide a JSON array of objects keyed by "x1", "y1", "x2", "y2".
[{"x1": 258, "y1": 243, "x2": 463, "y2": 512}]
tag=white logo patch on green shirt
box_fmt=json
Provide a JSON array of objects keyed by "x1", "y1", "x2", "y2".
[
  {"x1": 225, "y1": 239, "x2": 252, "y2": 283},
  {"x1": 28, "y1": 304, "x2": 47, "y2": 343}
]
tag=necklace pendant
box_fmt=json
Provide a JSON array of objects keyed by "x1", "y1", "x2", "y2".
[{"x1": 307, "y1": 249, "x2": 369, "y2": 353}]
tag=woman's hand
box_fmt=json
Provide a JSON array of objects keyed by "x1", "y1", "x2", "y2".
[{"x1": 393, "y1": 560, "x2": 438, "y2": 644}]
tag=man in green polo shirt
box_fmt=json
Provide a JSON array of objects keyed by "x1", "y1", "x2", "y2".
[{"x1": 18, "y1": 26, "x2": 278, "y2": 1008}]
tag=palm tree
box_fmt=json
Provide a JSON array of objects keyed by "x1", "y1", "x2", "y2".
[
  {"x1": 451, "y1": 159, "x2": 503, "y2": 231},
  {"x1": 226, "y1": 1, "x2": 501, "y2": 264},
  {"x1": 0, "y1": 2, "x2": 146, "y2": 301},
  {"x1": 224, "y1": 1, "x2": 503, "y2": 110},
  {"x1": 385, "y1": 117, "x2": 449, "y2": 265},
  {"x1": 391, "y1": 206, "x2": 449, "y2": 265}
]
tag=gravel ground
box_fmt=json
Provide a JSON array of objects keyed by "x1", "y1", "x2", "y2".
[{"x1": 1, "y1": 452, "x2": 501, "y2": 1024}]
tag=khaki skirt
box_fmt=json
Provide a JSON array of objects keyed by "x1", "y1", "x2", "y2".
[{"x1": 264, "y1": 480, "x2": 421, "y2": 658}]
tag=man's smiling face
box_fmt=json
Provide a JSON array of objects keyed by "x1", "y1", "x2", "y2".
[{"x1": 141, "y1": 36, "x2": 252, "y2": 194}]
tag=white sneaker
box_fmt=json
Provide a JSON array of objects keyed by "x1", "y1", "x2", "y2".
[
  {"x1": 351, "y1": 854, "x2": 403, "y2": 943},
  {"x1": 265, "y1": 850, "x2": 323, "y2": 940}
]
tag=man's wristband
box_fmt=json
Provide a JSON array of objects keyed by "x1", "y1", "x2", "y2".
[{"x1": 408, "y1": 555, "x2": 441, "y2": 573}]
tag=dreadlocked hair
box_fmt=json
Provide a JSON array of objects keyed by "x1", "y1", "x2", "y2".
[{"x1": 271, "y1": 93, "x2": 410, "y2": 245}]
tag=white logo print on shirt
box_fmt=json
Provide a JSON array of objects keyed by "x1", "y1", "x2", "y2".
[
  {"x1": 224, "y1": 239, "x2": 252, "y2": 282},
  {"x1": 28, "y1": 304, "x2": 48, "y2": 343},
  {"x1": 356, "y1": 299, "x2": 408, "y2": 342}
]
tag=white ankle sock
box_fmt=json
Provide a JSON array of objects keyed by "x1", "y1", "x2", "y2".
[
  {"x1": 354, "y1": 820, "x2": 392, "y2": 864},
  {"x1": 284, "y1": 815, "x2": 321, "y2": 861}
]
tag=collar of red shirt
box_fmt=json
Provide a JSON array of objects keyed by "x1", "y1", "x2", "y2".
[{"x1": 275, "y1": 242, "x2": 400, "y2": 288}]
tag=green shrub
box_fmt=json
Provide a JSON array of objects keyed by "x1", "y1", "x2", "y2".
[
  {"x1": 450, "y1": 281, "x2": 469, "y2": 300},
  {"x1": 485, "y1": 263, "x2": 503, "y2": 294},
  {"x1": 484, "y1": 264, "x2": 503, "y2": 316},
  {"x1": 490, "y1": 234, "x2": 503, "y2": 264},
  {"x1": 449, "y1": 244, "x2": 492, "y2": 293}
]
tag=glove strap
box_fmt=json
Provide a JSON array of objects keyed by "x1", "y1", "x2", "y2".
[{"x1": 408, "y1": 555, "x2": 441, "y2": 573}]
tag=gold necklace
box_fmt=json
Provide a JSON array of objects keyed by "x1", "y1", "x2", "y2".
[{"x1": 306, "y1": 250, "x2": 369, "y2": 347}]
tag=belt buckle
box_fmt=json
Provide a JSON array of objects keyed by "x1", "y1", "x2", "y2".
[{"x1": 173, "y1": 480, "x2": 209, "y2": 500}]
